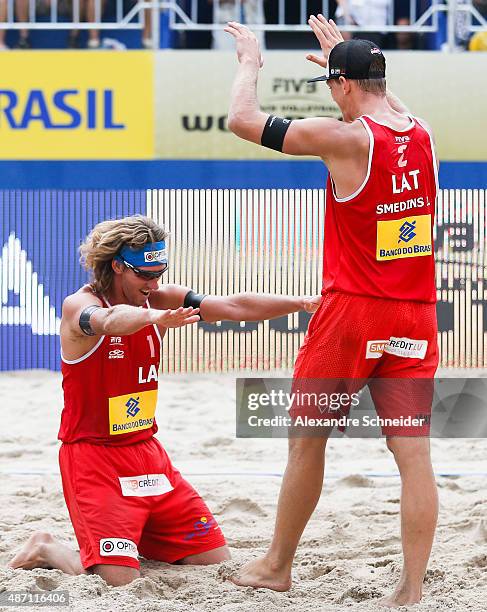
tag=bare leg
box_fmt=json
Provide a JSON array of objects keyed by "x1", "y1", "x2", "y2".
[
  {"x1": 14, "y1": 0, "x2": 29, "y2": 45},
  {"x1": 8, "y1": 532, "x2": 86, "y2": 575},
  {"x1": 91, "y1": 564, "x2": 139, "y2": 586},
  {"x1": 179, "y1": 545, "x2": 230, "y2": 565},
  {"x1": 0, "y1": 0, "x2": 8, "y2": 47},
  {"x1": 8, "y1": 531, "x2": 141, "y2": 586},
  {"x1": 86, "y1": 0, "x2": 101, "y2": 47},
  {"x1": 378, "y1": 437, "x2": 438, "y2": 608},
  {"x1": 233, "y1": 436, "x2": 328, "y2": 591},
  {"x1": 141, "y1": 0, "x2": 152, "y2": 48}
]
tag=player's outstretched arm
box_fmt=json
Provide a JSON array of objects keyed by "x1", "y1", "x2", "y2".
[
  {"x1": 199, "y1": 293, "x2": 321, "y2": 323},
  {"x1": 62, "y1": 292, "x2": 200, "y2": 340}
]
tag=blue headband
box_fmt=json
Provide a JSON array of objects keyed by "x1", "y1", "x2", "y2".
[{"x1": 116, "y1": 241, "x2": 167, "y2": 267}]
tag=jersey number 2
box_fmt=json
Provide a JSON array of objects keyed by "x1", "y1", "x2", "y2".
[{"x1": 397, "y1": 144, "x2": 408, "y2": 168}]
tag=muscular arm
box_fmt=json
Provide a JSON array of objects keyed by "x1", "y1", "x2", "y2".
[
  {"x1": 152, "y1": 285, "x2": 320, "y2": 324},
  {"x1": 86, "y1": 304, "x2": 155, "y2": 336},
  {"x1": 227, "y1": 60, "x2": 268, "y2": 144},
  {"x1": 62, "y1": 290, "x2": 199, "y2": 340},
  {"x1": 200, "y1": 293, "x2": 317, "y2": 323},
  {"x1": 226, "y1": 23, "x2": 353, "y2": 159}
]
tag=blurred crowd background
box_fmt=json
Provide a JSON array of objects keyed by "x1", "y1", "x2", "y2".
[{"x1": 1, "y1": 0, "x2": 486, "y2": 51}]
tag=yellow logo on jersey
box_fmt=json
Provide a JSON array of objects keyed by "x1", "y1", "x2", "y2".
[
  {"x1": 376, "y1": 214, "x2": 432, "y2": 261},
  {"x1": 109, "y1": 389, "x2": 158, "y2": 435}
]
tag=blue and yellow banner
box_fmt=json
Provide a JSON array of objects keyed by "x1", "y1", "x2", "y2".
[
  {"x1": 0, "y1": 51, "x2": 485, "y2": 161},
  {"x1": 0, "y1": 52, "x2": 154, "y2": 159}
]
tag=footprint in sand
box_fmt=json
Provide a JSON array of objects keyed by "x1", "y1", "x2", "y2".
[
  {"x1": 335, "y1": 585, "x2": 382, "y2": 603},
  {"x1": 337, "y1": 474, "x2": 374, "y2": 488},
  {"x1": 35, "y1": 575, "x2": 60, "y2": 591},
  {"x1": 367, "y1": 558, "x2": 395, "y2": 568},
  {"x1": 467, "y1": 554, "x2": 487, "y2": 569},
  {"x1": 472, "y1": 519, "x2": 487, "y2": 542},
  {"x1": 202, "y1": 437, "x2": 233, "y2": 449},
  {"x1": 439, "y1": 479, "x2": 462, "y2": 491},
  {"x1": 368, "y1": 536, "x2": 401, "y2": 550},
  {"x1": 424, "y1": 568, "x2": 446, "y2": 583},
  {"x1": 127, "y1": 577, "x2": 167, "y2": 599},
  {"x1": 301, "y1": 563, "x2": 336, "y2": 580},
  {"x1": 219, "y1": 498, "x2": 267, "y2": 519}
]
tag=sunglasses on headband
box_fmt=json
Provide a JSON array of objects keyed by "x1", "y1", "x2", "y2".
[{"x1": 120, "y1": 257, "x2": 168, "y2": 280}]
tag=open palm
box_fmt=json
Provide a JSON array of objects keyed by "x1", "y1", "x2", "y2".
[{"x1": 306, "y1": 15, "x2": 344, "y2": 69}]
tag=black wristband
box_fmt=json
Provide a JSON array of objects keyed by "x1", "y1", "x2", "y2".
[
  {"x1": 261, "y1": 115, "x2": 293, "y2": 152},
  {"x1": 183, "y1": 290, "x2": 207, "y2": 321},
  {"x1": 79, "y1": 305, "x2": 101, "y2": 336}
]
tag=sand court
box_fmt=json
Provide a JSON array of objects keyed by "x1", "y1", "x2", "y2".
[{"x1": 0, "y1": 370, "x2": 486, "y2": 611}]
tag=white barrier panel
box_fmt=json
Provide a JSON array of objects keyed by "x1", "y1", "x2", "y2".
[
  {"x1": 0, "y1": 189, "x2": 484, "y2": 371},
  {"x1": 147, "y1": 188, "x2": 487, "y2": 372}
]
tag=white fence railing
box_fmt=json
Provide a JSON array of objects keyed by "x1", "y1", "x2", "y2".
[
  {"x1": 146, "y1": 188, "x2": 487, "y2": 372},
  {"x1": 1, "y1": 189, "x2": 485, "y2": 371},
  {"x1": 0, "y1": 1, "x2": 486, "y2": 50}
]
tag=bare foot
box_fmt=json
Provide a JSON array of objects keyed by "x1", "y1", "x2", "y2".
[
  {"x1": 377, "y1": 591, "x2": 422, "y2": 608},
  {"x1": 8, "y1": 531, "x2": 85, "y2": 575},
  {"x1": 231, "y1": 556, "x2": 292, "y2": 592},
  {"x1": 8, "y1": 532, "x2": 55, "y2": 570}
]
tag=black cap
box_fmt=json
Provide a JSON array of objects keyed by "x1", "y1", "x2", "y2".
[{"x1": 308, "y1": 39, "x2": 386, "y2": 83}]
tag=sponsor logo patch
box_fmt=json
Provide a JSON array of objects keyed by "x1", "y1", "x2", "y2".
[
  {"x1": 108, "y1": 389, "x2": 158, "y2": 435},
  {"x1": 108, "y1": 349, "x2": 124, "y2": 359},
  {"x1": 376, "y1": 214, "x2": 432, "y2": 261},
  {"x1": 384, "y1": 337, "x2": 428, "y2": 359},
  {"x1": 144, "y1": 249, "x2": 166, "y2": 263},
  {"x1": 100, "y1": 538, "x2": 138, "y2": 559},
  {"x1": 184, "y1": 516, "x2": 217, "y2": 541},
  {"x1": 366, "y1": 340, "x2": 388, "y2": 359},
  {"x1": 119, "y1": 474, "x2": 173, "y2": 497}
]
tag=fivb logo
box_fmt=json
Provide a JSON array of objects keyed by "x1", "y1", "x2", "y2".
[
  {"x1": 0, "y1": 232, "x2": 60, "y2": 335},
  {"x1": 100, "y1": 538, "x2": 138, "y2": 559}
]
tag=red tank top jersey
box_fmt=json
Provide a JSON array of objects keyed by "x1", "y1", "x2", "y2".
[
  {"x1": 323, "y1": 114, "x2": 438, "y2": 303},
  {"x1": 59, "y1": 298, "x2": 161, "y2": 445}
]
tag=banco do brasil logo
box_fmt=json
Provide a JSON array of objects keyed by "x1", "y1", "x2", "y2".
[
  {"x1": 398, "y1": 220, "x2": 417, "y2": 244},
  {"x1": 126, "y1": 397, "x2": 140, "y2": 418}
]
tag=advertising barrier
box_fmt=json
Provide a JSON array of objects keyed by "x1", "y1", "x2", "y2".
[
  {"x1": 0, "y1": 51, "x2": 486, "y2": 162},
  {"x1": 0, "y1": 52, "x2": 154, "y2": 160},
  {"x1": 1, "y1": 189, "x2": 485, "y2": 371},
  {"x1": 155, "y1": 51, "x2": 487, "y2": 162},
  {"x1": 0, "y1": 191, "x2": 147, "y2": 369}
]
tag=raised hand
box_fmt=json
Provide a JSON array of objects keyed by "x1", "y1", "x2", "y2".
[
  {"x1": 151, "y1": 307, "x2": 201, "y2": 328},
  {"x1": 224, "y1": 21, "x2": 264, "y2": 68},
  {"x1": 306, "y1": 15, "x2": 344, "y2": 69}
]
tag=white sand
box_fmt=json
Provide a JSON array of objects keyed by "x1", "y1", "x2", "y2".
[{"x1": 0, "y1": 370, "x2": 486, "y2": 611}]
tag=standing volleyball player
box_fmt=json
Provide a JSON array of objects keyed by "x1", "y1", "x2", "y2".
[
  {"x1": 226, "y1": 16, "x2": 439, "y2": 607},
  {"x1": 8, "y1": 215, "x2": 318, "y2": 586}
]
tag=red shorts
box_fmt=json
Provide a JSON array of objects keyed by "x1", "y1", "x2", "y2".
[
  {"x1": 59, "y1": 437, "x2": 226, "y2": 570},
  {"x1": 291, "y1": 291, "x2": 439, "y2": 436}
]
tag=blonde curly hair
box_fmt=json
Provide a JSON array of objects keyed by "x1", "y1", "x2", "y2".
[{"x1": 79, "y1": 215, "x2": 168, "y2": 295}]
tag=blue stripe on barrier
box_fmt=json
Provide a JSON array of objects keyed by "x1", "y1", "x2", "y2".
[
  {"x1": 0, "y1": 190, "x2": 146, "y2": 371},
  {"x1": 0, "y1": 161, "x2": 485, "y2": 190}
]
